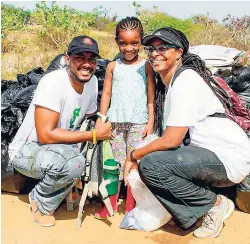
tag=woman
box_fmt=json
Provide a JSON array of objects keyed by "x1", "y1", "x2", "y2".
[{"x1": 124, "y1": 27, "x2": 250, "y2": 238}]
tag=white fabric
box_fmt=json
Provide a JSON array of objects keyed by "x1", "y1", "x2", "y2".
[
  {"x1": 127, "y1": 169, "x2": 172, "y2": 231},
  {"x1": 189, "y1": 45, "x2": 247, "y2": 74},
  {"x1": 121, "y1": 135, "x2": 171, "y2": 232},
  {"x1": 8, "y1": 68, "x2": 98, "y2": 161},
  {"x1": 189, "y1": 45, "x2": 243, "y2": 67},
  {"x1": 163, "y1": 69, "x2": 250, "y2": 183}
]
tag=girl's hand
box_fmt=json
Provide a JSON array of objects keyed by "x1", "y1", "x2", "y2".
[
  {"x1": 124, "y1": 156, "x2": 138, "y2": 186},
  {"x1": 95, "y1": 117, "x2": 103, "y2": 129},
  {"x1": 142, "y1": 123, "x2": 154, "y2": 138}
]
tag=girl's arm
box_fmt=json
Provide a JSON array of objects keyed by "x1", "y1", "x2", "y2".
[
  {"x1": 142, "y1": 61, "x2": 156, "y2": 137},
  {"x1": 99, "y1": 61, "x2": 115, "y2": 115}
]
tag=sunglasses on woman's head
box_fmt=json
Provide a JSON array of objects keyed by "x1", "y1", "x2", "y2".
[{"x1": 143, "y1": 44, "x2": 176, "y2": 56}]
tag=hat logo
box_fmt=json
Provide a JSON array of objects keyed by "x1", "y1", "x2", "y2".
[
  {"x1": 155, "y1": 32, "x2": 162, "y2": 36},
  {"x1": 83, "y1": 37, "x2": 93, "y2": 45}
]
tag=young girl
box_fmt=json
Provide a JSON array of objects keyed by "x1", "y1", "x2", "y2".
[{"x1": 95, "y1": 17, "x2": 155, "y2": 219}]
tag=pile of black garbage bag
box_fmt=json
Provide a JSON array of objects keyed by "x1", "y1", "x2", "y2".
[
  {"x1": 213, "y1": 65, "x2": 250, "y2": 213},
  {"x1": 215, "y1": 66, "x2": 250, "y2": 108},
  {"x1": 1, "y1": 54, "x2": 110, "y2": 194},
  {"x1": 2, "y1": 53, "x2": 250, "y2": 214},
  {"x1": 1, "y1": 67, "x2": 44, "y2": 194}
]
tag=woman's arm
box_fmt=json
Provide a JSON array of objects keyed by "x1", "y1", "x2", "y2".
[
  {"x1": 133, "y1": 126, "x2": 188, "y2": 159},
  {"x1": 124, "y1": 126, "x2": 188, "y2": 184}
]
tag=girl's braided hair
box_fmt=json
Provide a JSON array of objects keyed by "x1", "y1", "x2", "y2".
[
  {"x1": 115, "y1": 17, "x2": 144, "y2": 39},
  {"x1": 154, "y1": 27, "x2": 221, "y2": 136}
]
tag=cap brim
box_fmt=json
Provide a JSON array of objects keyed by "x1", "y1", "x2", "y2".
[
  {"x1": 142, "y1": 34, "x2": 169, "y2": 46},
  {"x1": 68, "y1": 48, "x2": 101, "y2": 58}
]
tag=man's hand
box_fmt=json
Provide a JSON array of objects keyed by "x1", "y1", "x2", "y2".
[{"x1": 95, "y1": 120, "x2": 112, "y2": 140}]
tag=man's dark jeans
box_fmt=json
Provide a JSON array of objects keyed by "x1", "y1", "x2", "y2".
[{"x1": 138, "y1": 146, "x2": 235, "y2": 229}]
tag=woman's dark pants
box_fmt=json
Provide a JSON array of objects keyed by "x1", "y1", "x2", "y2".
[{"x1": 138, "y1": 146, "x2": 235, "y2": 229}]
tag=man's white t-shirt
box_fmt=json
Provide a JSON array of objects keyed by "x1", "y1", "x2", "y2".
[
  {"x1": 8, "y1": 68, "x2": 98, "y2": 161},
  {"x1": 163, "y1": 69, "x2": 250, "y2": 184}
]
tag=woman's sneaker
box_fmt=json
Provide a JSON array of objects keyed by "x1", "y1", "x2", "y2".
[
  {"x1": 193, "y1": 195, "x2": 234, "y2": 238},
  {"x1": 29, "y1": 194, "x2": 56, "y2": 227}
]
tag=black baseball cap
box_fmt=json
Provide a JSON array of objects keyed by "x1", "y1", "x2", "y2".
[
  {"x1": 142, "y1": 29, "x2": 183, "y2": 49},
  {"x1": 67, "y1": 35, "x2": 101, "y2": 57}
]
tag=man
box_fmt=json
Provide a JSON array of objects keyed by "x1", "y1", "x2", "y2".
[{"x1": 8, "y1": 36, "x2": 112, "y2": 227}]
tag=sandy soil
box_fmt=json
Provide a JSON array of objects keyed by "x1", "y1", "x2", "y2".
[{"x1": 1, "y1": 193, "x2": 250, "y2": 244}]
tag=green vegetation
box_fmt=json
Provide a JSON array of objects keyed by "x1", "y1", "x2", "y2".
[
  {"x1": 1, "y1": 3, "x2": 31, "y2": 38},
  {"x1": 1, "y1": 1, "x2": 249, "y2": 80}
]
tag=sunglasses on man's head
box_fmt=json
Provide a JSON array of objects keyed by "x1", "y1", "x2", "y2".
[{"x1": 143, "y1": 44, "x2": 176, "y2": 56}]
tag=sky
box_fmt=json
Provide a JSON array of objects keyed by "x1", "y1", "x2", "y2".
[{"x1": 2, "y1": 0, "x2": 250, "y2": 22}]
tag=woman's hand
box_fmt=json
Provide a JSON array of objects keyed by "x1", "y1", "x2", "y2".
[{"x1": 124, "y1": 156, "x2": 138, "y2": 186}]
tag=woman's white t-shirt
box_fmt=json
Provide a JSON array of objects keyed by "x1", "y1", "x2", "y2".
[
  {"x1": 163, "y1": 69, "x2": 250, "y2": 183},
  {"x1": 8, "y1": 68, "x2": 98, "y2": 161}
]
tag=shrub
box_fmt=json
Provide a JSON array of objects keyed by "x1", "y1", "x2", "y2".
[
  {"x1": 191, "y1": 14, "x2": 250, "y2": 50},
  {"x1": 31, "y1": 1, "x2": 96, "y2": 48},
  {"x1": 138, "y1": 9, "x2": 201, "y2": 40},
  {"x1": 1, "y1": 3, "x2": 31, "y2": 38}
]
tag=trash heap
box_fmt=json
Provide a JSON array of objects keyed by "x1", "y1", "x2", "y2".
[{"x1": 190, "y1": 45, "x2": 250, "y2": 108}]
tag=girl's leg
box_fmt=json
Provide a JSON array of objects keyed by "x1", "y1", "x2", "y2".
[
  {"x1": 126, "y1": 123, "x2": 146, "y2": 212},
  {"x1": 138, "y1": 146, "x2": 235, "y2": 230},
  {"x1": 95, "y1": 123, "x2": 128, "y2": 219}
]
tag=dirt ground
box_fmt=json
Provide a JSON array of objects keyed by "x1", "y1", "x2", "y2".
[{"x1": 1, "y1": 192, "x2": 250, "y2": 244}]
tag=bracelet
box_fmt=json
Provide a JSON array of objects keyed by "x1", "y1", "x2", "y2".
[
  {"x1": 92, "y1": 129, "x2": 97, "y2": 144},
  {"x1": 130, "y1": 150, "x2": 137, "y2": 162}
]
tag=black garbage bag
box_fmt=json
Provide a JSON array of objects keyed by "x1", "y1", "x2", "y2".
[
  {"x1": 26, "y1": 67, "x2": 44, "y2": 85},
  {"x1": 11, "y1": 85, "x2": 37, "y2": 114},
  {"x1": 1, "y1": 141, "x2": 13, "y2": 178},
  {"x1": 2, "y1": 85, "x2": 37, "y2": 115},
  {"x1": 1, "y1": 104, "x2": 24, "y2": 143},
  {"x1": 238, "y1": 86, "x2": 250, "y2": 109},
  {"x1": 236, "y1": 175, "x2": 250, "y2": 213},
  {"x1": 1, "y1": 104, "x2": 39, "y2": 193},
  {"x1": 1, "y1": 80, "x2": 17, "y2": 93},
  {"x1": 227, "y1": 66, "x2": 250, "y2": 92},
  {"x1": 1, "y1": 68, "x2": 43, "y2": 194},
  {"x1": 17, "y1": 67, "x2": 44, "y2": 86},
  {"x1": 1, "y1": 85, "x2": 23, "y2": 104},
  {"x1": 96, "y1": 58, "x2": 110, "y2": 87},
  {"x1": 45, "y1": 54, "x2": 67, "y2": 75},
  {"x1": 2, "y1": 67, "x2": 43, "y2": 105},
  {"x1": 1, "y1": 104, "x2": 23, "y2": 189},
  {"x1": 214, "y1": 68, "x2": 232, "y2": 80},
  {"x1": 95, "y1": 58, "x2": 110, "y2": 104}
]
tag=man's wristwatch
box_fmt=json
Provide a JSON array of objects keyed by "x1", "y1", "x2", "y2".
[{"x1": 130, "y1": 150, "x2": 137, "y2": 162}]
